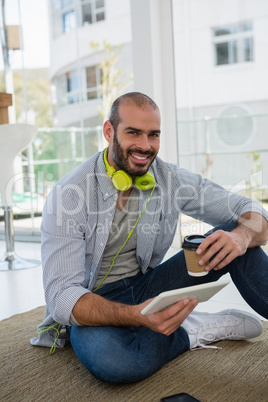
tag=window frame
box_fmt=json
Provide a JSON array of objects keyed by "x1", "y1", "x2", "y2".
[{"x1": 80, "y1": 0, "x2": 105, "y2": 26}]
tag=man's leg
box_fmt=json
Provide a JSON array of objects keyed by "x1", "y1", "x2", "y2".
[
  {"x1": 70, "y1": 323, "x2": 189, "y2": 383},
  {"x1": 226, "y1": 246, "x2": 268, "y2": 318},
  {"x1": 70, "y1": 277, "x2": 190, "y2": 383},
  {"x1": 70, "y1": 223, "x2": 267, "y2": 383},
  {"x1": 70, "y1": 263, "x2": 263, "y2": 384},
  {"x1": 203, "y1": 222, "x2": 268, "y2": 319}
]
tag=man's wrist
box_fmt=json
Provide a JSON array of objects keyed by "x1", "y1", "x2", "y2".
[{"x1": 232, "y1": 224, "x2": 252, "y2": 248}]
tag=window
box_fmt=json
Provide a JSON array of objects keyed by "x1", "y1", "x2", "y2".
[
  {"x1": 213, "y1": 21, "x2": 253, "y2": 66},
  {"x1": 66, "y1": 70, "x2": 81, "y2": 103},
  {"x1": 81, "y1": 0, "x2": 105, "y2": 25},
  {"x1": 62, "y1": 10, "x2": 76, "y2": 33},
  {"x1": 51, "y1": 0, "x2": 105, "y2": 37},
  {"x1": 86, "y1": 65, "x2": 102, "y2": 100},
  {"x1": 55, "y1": 70, "x2": 82, "y2": 106},
  {"x1": 55, "y1": 65, "x2": 102, "y2": 107}
]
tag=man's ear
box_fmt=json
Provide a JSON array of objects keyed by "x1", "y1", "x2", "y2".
[{"x1": 103, "y1": 120, "x2": 114, "y2": 144}]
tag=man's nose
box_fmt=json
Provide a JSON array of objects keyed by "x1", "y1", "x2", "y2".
[{"x1": 137, "y1": 134, "x2": 150, "y2": 151}]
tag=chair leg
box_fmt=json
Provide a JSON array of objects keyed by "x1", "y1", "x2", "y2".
[
  {"x1": 0, "y1": 206, "x2": 40, "y2": 270},
  {"x1": 4, "y1": 207, "x2": 15, "y2": 266}
]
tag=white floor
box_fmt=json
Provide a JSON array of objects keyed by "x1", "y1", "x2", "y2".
[
  {"x1": 0, "y1": 241, "x2": 45, "y2": 321},
  {"x1": 0, "y1": 240, "x2": 266, "y2": 322}
]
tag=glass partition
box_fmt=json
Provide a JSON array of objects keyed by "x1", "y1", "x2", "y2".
[{"x1": 0, "y1": 126, "x2": 103, "y2": 241}]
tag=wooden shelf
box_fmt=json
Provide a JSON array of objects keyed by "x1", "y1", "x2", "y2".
[{"x1": 0, "y1": 93, "x2": 13, "y2": 124}]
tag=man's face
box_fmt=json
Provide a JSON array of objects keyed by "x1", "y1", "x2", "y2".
[{"x1": 106, "y1": 103, "x2": 161, "y2": 177}]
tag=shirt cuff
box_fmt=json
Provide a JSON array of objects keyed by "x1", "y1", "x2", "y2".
[{"x1": 69, "y1": 312, "x2": 82, "y2": 326}]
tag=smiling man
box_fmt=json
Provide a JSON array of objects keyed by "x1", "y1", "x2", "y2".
[{"x1": 31, "y1": 92, "x2": 268, "y2": 384}]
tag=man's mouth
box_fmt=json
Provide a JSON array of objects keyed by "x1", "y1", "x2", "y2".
[
  {"x1": 132, "y1": 154, "x2": 148, "y2": 160},
  {"x1": 130, "y1": 152, "x2": 151, "y2": 164}
]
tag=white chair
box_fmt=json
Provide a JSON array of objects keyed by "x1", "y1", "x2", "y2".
[{"x1": 0, "y1": 124, "x2": 40, "y2": 270}]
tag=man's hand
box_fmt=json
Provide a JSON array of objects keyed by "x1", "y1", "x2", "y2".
[
  {"x1": 196, "y1": 229, "x2": 248, "y2": 271},
  {"x1": 196, "y1": 212, "x2": 268, "y2": 272},
  {"x1": 136, "y1": 298, "x2": 198, "y2": 336}
]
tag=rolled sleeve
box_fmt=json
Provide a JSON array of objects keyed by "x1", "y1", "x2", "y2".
[{"x1": 238, "y1": 199, "x2": 268, "y2": 221}]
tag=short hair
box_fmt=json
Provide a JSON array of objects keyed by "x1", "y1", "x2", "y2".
[{"x1": 109, "y1": 92, "x2": 159, "y2": 131}]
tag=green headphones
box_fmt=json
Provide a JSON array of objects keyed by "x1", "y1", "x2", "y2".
[{"x1": 103, "y1": 148, "x2": 156, "y2": 191}]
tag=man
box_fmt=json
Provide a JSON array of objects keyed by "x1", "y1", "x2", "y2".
[{"x1": 31, "y1": 92, "x2": 268, "y2": 384}]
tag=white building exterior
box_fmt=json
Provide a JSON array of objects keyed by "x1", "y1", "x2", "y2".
[
  {"x1": 48, "y1": 0, "x2": 133, "y2": 128},
  {"x1": 48, "y1": 0, "x2": 268, "y2": 188}
]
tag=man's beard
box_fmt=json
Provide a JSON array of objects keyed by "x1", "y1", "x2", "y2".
[{"x1": 112, "y1": 133, "x2": 156, "y2": 177}]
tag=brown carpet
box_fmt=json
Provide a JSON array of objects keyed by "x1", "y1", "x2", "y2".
[{"x1": 0, "y1": 307, "x2": 267, "y2": 402}]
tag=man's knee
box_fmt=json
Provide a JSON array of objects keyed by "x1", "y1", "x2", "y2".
[{"x1": 70, "y1": 326, "x2": 152, "y2": 383}]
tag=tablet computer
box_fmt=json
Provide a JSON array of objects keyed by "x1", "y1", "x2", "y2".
[{"x1": 141, "y1": 279, "x2": 230, "y2": 315}]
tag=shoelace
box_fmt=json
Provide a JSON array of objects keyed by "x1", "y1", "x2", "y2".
[
  {"x1": 37, "y1": 322, "x2": 62, "y2": 355},
  {"x1": 190, "y1": 318, "x2": 241, "y2": 350}
]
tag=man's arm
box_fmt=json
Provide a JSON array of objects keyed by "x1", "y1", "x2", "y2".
[
  {"x1": 72, "y1": 292, "x2": 198, "y2": 336},
  {"x1": 197, "y1": 212, "x2": 268, "y2": 271}
]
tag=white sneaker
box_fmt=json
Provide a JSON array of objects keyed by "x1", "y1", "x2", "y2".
[{"x1": 182, "y1": 309, "x2": 264, "y2": 350}]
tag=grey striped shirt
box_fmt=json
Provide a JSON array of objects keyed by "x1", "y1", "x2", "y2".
[{"x1": 30, "y1": 150, "x2": 268, "y2": 348}]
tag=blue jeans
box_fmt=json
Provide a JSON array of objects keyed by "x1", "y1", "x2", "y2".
[{"x1": 70, "y1": 224, "x2": 268, "y2": 383}]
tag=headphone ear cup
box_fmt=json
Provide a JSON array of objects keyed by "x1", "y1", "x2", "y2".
[
  {"x1": 134, "y1": 173, "x2": 155, "y2": 191},
  {"x1": 112, "y1": 170, "x2": 133, "y2": 191}
]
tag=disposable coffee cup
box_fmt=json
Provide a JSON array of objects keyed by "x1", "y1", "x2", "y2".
[{"x1": 182, "y1": 235, "x2": 209, "y2": 277}]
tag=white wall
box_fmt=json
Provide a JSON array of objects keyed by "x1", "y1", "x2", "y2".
[
  {"x1": 56, "y1": 43, "x2": 133, "y2": 126},
  {"x1": 50, "y1": 0, "x2": 132, "y2": 78},
  {"x1": 49, "y1": 0, "x2": 133, "y2": 127}
]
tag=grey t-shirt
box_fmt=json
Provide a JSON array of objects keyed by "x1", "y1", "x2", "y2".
[{"x1": 94, "y1": 188, "x2": 141, "y2": 289}]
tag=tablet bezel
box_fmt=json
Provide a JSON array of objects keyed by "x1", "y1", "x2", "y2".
[{"x1": 141, "y1": 279, "x2": 230, "y2": 315}]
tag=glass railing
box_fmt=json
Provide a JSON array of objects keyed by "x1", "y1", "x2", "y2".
[
  {"x1": 176, "y1": 112, "x2": 268, "y2": 250},
  {"x1": 0, "y1": 114, "x2": 268, "y2": 242},
  {"x1": 177, "y1": 112, "x2": 268, "y2": 193}
]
